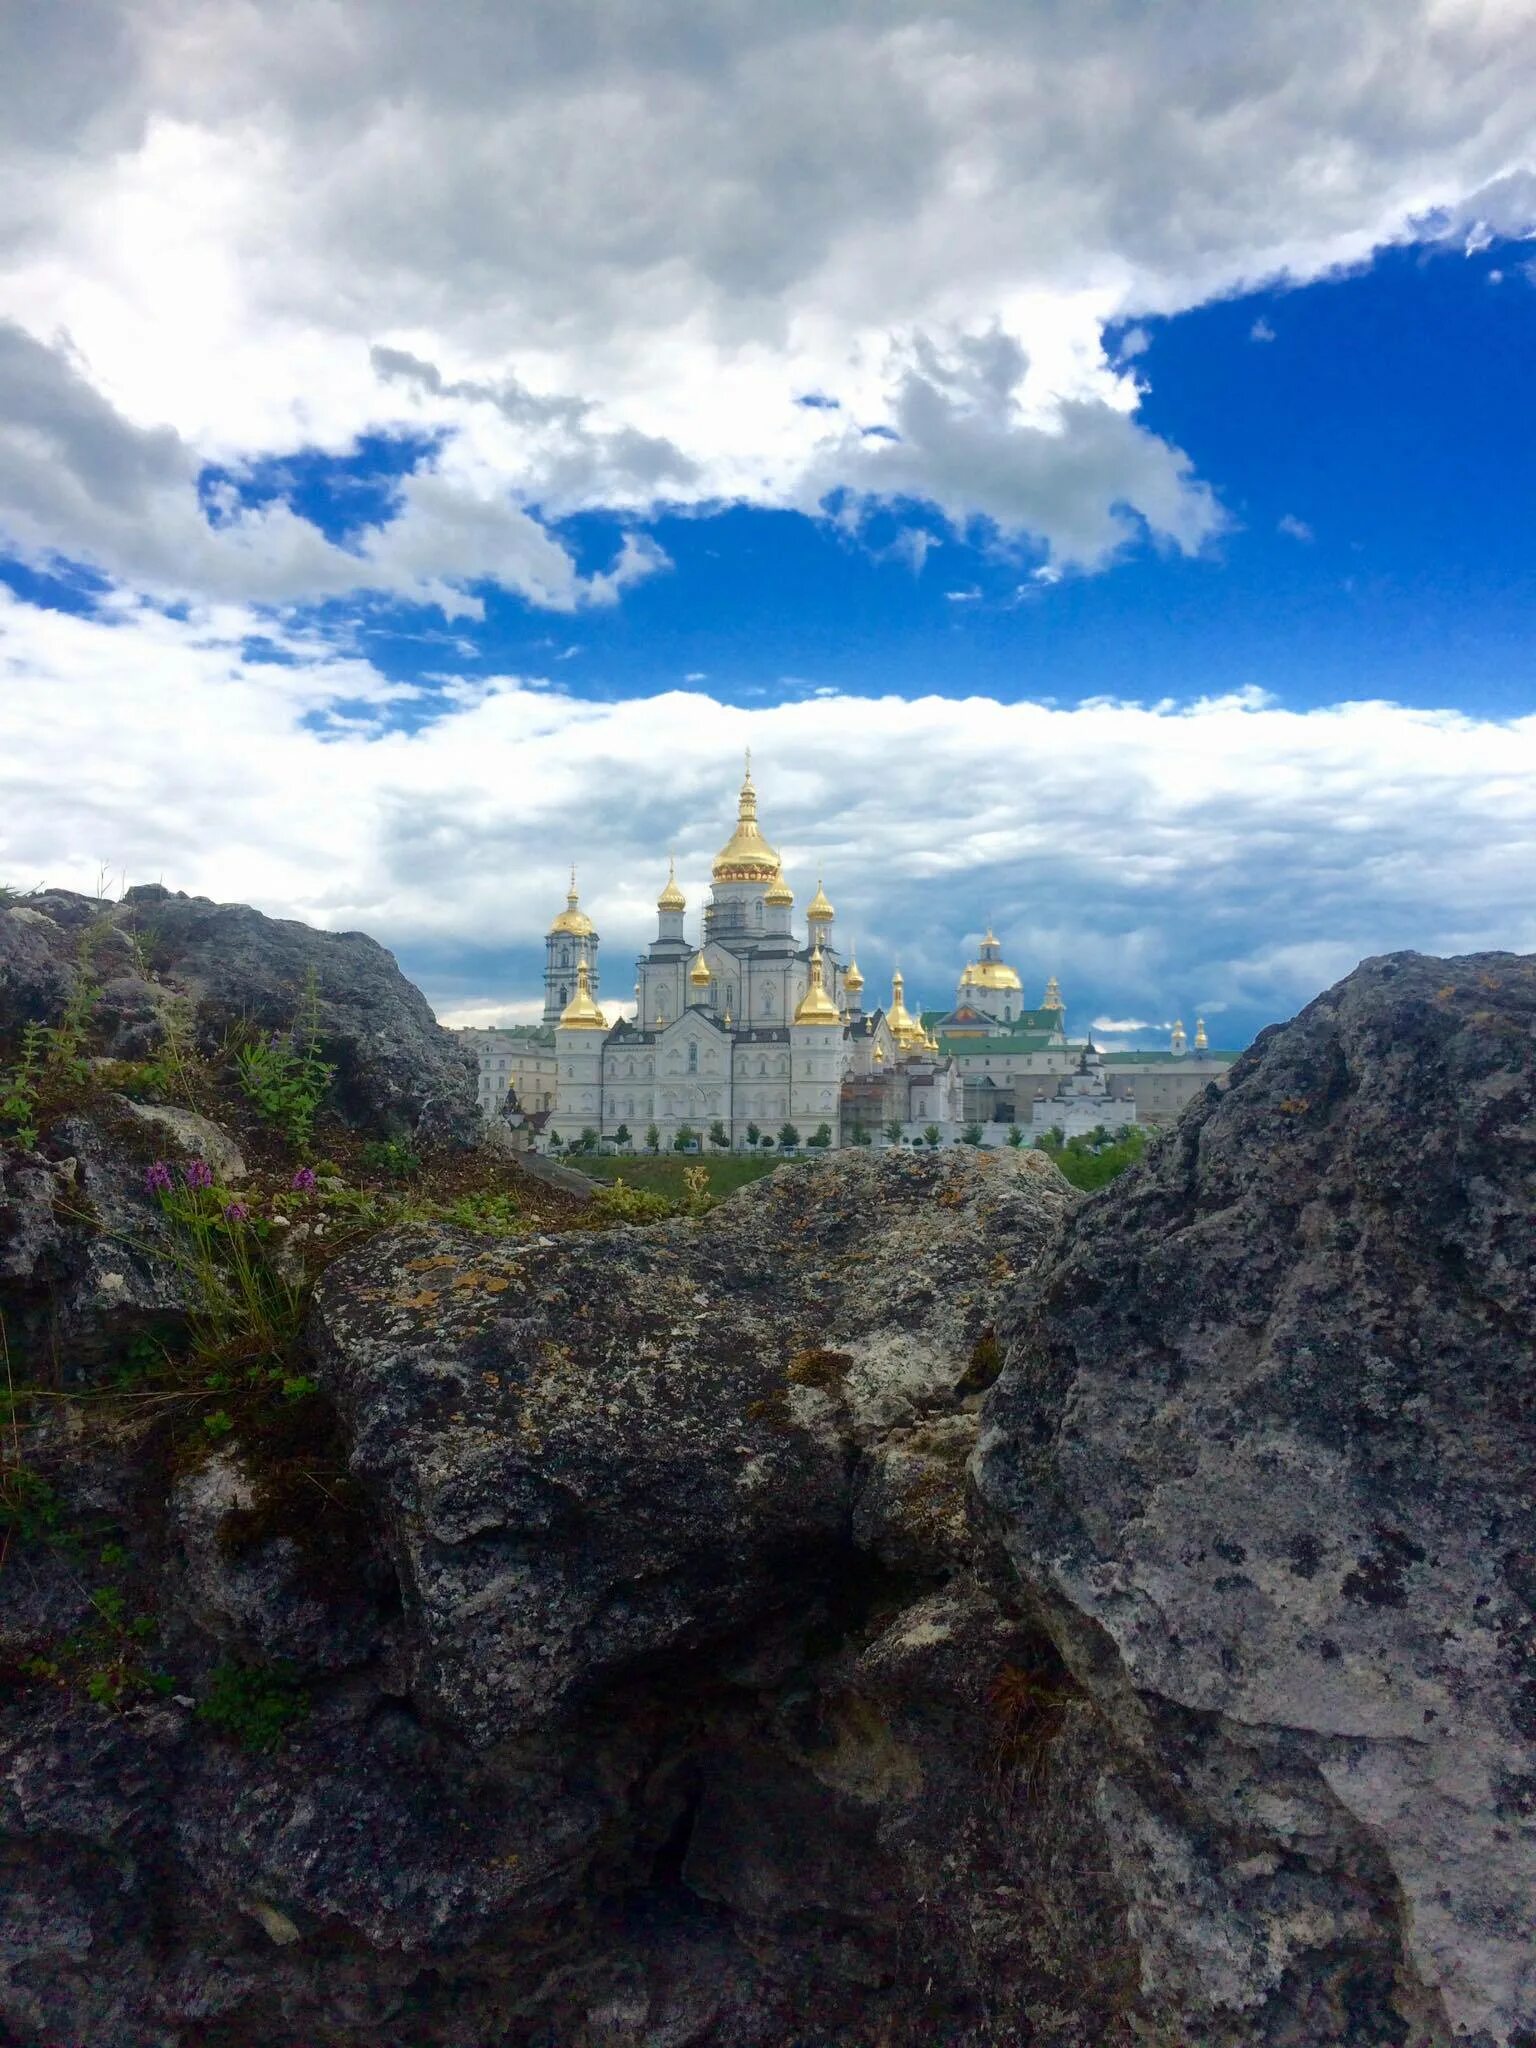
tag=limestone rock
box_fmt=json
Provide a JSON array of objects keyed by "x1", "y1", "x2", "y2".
[
  {"x1": 118, "y1": 1100, "x2": 247, "y2": 1183},
  {"x1": 1, "y1": 886, "x2": 480, "y2": 1145},
  {"x1": 310, "y1": 1146, "x2": 1074, "y2": 1745},
  {"x1": 977, "y1": 948, "x2": 1536, "y2": 2047}
]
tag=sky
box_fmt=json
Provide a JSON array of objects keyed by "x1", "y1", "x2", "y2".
[{"x1": 1, "y1": 1, "x2": 1534, "y2": 1046}]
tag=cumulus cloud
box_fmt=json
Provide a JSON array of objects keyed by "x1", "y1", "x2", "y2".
[
  {"x1": 1278, "y1": 513, "x2": 1314, "y2": 542},
  {"x1": 1250, "y1": 317, "x2": 1278, "y2": 342},
  {"x1": 2, "y1": 588, "x2": 1532, "y2": 1035},
  {"x1": 0, "y1": 322, "x2": 667, "y2": 613},
  {"x1": 1, "y1": 0, "x2": 1532, "y2": 595}
]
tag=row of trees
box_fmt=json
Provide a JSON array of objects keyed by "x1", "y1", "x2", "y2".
[{"x1": 551, "y1": 1119, "x2": 835, "y2": 1155}]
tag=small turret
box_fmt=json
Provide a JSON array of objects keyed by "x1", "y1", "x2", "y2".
[
  {"x1": 1171, "y1": 1018, "x2": 1187, "y2": 1056},
  {"x1": 1194, "y1": 1017, "x2": 1208, "y2": 1052},
  {"x1": 793, "y1": 942, "x2": 841, "y2": 1026},
  {"x1": 557, "y1": 956, "x2": 607, "y2": 1031},
  {"x1": 688, "y1": 952, "x2": 713, "y2": 1008}
]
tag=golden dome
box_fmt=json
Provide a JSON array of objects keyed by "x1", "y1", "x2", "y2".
[
  {"x1": 960, "y1": 926, "x2": 1022, "y2": 994},
  {"x1": 657, "y1": 856, "x2": 685, "y2": 912},
  {"x1": 873, "y1": 1042, "x2": 886, "y2": 1064},
  {"x1": 765, "y1": 872, "x2": 794, "y2": 907},
  {"x1": 1042, "y1": 975, "x2": 1064, "y2": 1011},
  {"x1": 806, "y1": 876, "x2": 834, "y2": 922},
  {"x1": 549, "y1": 866, "x2": 596, "y2": 938},
  {"x1": 711, "y1": 750, "x2": 780, "y2": 883},
  {"x1": 558, "y1": 957, "x2": 607, "y2": 1031},
  {"x1": 689, "y1": 951, "x2": 713, "y2": 987},
  {"x1": 793, "y1": 943, "x2": 841, "y2": 1026},
  {"x1": 843, "y1": 951, "x2": 864, "y2": 994},
  {"x1": 1194, "y1": 1017, "x2": 1208, "y2": 1051},
  {"x1": 887, "y1": 968, "x2": 921, "y2": 1048}
]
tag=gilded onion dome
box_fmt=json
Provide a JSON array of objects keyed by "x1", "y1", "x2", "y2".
[
  {"x1": 765, "y1": 871, "x2": 794, "y2": 908},
  {"x1": 558, "y1": 956, "x2": 607, "y2": 1030},
  {"x1": 712, "y1": 751, "x2": 780, "y2": 883},
  {"x1": 657, "y1": 856, "x2": 685, "y2": 912},
  {"x1": 1194, "y1": 1017, "x2": 1208, "y2": 1051},
  {"x1": 689, "y1": 951, "x2": 713, "y2": 987},
  {"x1": 886, "y1": 968, "x2": 921, "y2": 1048},
  {"x1": 959, "y1": 927, "x2": 1022, "y2": 994},
  {"x1": 806, "y1": 875, "x2": 834, "y2": 923},
  {"x1": 793, "y1": 942, "x2": 841, "y2": 1026},
  {"x1": 549, "y1": 866, "x2": 596, "y2": 938},
  {"x1": 843, "y1": 950, "x2": 864, "y2": 995}
]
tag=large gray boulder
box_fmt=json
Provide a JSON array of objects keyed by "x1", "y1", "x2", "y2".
[
  {"x1": 0, "y1": 885, "x2": 478, "y2": 1144},
  {"x1": 977, "y1": 949, "x2": 1536, "y2": 2047},
  {"x1": 309, "y1": 1146, "x2": 1074, "y2": 1746}
]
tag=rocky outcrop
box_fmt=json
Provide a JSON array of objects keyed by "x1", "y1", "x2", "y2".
[
  {"x1": 0, "y1": 885, "x2": 478, "y2": 1143},
  {"x1": 4, "y1": 941, "x2": 1534, "y2": 2048},
  {"x1": 977, "y1": 949, "x2": 1536, "y2": 2047}
]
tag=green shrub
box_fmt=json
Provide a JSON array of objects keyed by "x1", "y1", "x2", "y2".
[
  {"x1": 0, "y1": 1022, "x2": 44, "y2": 1149},
  {"x1": 198, "y1": 1660, "x2": 309, "y2": 1753},
  {"x1": 360, "y1": 1138, "x2": 421, "y2": 1182},
  {"x1": 587, "y1": 1178, "x2": 677, "y2": 1223},
  {"x1": 234, "y1": 970, "x2": 335, "y2": 1147}
]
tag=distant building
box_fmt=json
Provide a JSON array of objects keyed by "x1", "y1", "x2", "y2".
[
  {"x1": 1029, "y1": 1039, "x2": 1139, "y2": 1138},
  {"x1": 453, "y1": 1026, "x2": 558, "y2": 1117},
  {"x1": 548, "y1": 759, "x2": 964, "y2": 1149}
]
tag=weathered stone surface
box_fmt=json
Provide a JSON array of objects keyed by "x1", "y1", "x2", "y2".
[
  {"x1": 0, "y1": 1104, "x2": 187, "y2": 1372},
  {"x1": 1, "y1": 885, "x2": 479, "y2": 1144},
  {"x1": 118, "y1": 1100, "x2": 247, "y2": 1182},
  {"x1": 978, "y1": 948, "x2": 1536, "y2": 2047},
  {"x1": 310, "y1": 1146, "x2": 1072, "y2": 1746}
]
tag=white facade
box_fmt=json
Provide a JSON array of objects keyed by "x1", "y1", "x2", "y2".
[
  {"x1": 455, "y1": 1029, "x2": 558, "y2": 1116},
  {"x1": 1029, "y1": 1042, "x2": 1140, "y2": 1138}
]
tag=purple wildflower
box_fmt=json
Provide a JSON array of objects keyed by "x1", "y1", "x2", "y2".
[
  {"x1": 291, "y1": 1167, "x2": 317, "y2": 1193},
  {"x1": 143, "y1": 1160, "x2": 174, "y2": 1195},
  {"x1": 182, "y1": 1158, "x2": 214, "y2": 1190},
  {"x1": 223, "y1": 1201, "x2": 250, "y2": 1223}
]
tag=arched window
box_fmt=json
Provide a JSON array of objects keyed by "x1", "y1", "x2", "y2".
[
  {"x1": 754, "y1": 900, "x2": 764, "y2": 927},
  {"x1": 559, "y1": 985, "x2": 568, "y2": 1007},
  {"x1": 560, "y1": 945, "x2": 570, "y2": 969},
  {"x1": 688, "y1": 1042, "x2": 698, "y2": 1073}
]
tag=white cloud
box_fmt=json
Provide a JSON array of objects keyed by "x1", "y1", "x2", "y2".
[
  {"x1": 1250, "y1": 317, "x2": 1277, "y2": 342},
  {"x1": 1, "y1": 1, "x2": 1533, "y2": 597},
  {"x1": 1278, "y1": 513, "x2": 1314, "y2": 542},
  {"x1": 1117, "y1": 327, "x2": 1151, "y2": 360},
  {"x1": 3, "y1": 588, "x2": 1532, "y2": 1032}
]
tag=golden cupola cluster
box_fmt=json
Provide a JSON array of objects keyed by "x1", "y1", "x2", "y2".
[
  {"x1": 711, "y1": 751, "x2": 781, "y2": 884},
  {"x1": 548, "y1": 866, "x2": 595, "y2": 938},
  {"x1": 558, "y1": 956, "x2": 607, "y2": 1030},
  {"x1": 793, "y1": 942, "x2": 841, "y2": 1026},
  {"x1": 657, "y1": 856, "x2": 685, "y2": 912}
]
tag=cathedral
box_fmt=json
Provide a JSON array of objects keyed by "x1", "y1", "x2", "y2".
[{"x1": 546, "y1": 758, "x2": 963, "y2": 1148}]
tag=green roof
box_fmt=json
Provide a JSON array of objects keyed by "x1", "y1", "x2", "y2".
[
  {"x1": 940, "y1": 1032, "x2": 1059, "y2": 1056},
  {"x1": 1100, "y1": 1049, "x2": 1240, "y2": 1065}
]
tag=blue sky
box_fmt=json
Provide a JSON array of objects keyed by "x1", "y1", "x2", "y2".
[{"x1": 2, "y1": 2, "x2": 1534, "y2": 1046}]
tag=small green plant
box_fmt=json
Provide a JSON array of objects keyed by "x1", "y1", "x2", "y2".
[
  {"x1": 359, "y1": 1138, "x2": 421, "y2": 1182},
  {"x1": 681, "y1": 1164, "x2": 712, "y2": 1211},
  {"x1": 961, "y1": 1122, "x2": 984, "y2": 1146},
  {"x1": 1006, "y1": 1125, "x2": 1025, "y2": 1148},
  {"x1": 202, "y1": 1409, "x2": 235, "y2": 1439},
  {"x1": 197, "y1": 1659, "x2": 309, "y2": 1753},
  {"x1": 588, "y1": 1177, "x2": 677, "y2": 1223},
  {"x1": 778, "y1": 1121, "x2": 800, "y2": 1152},
  {"x1": 234, "y1": 970, "x2": 335, "y2": 1147},
  {"x1": 45, "y1": 963, "x2": 99, "y2": 1091},
  {"x1": 708, "y1": 1119, "x2": 730, "y2": 1150},
  {"x1": 427, "y1": 1190, "x2": 522, "y2": 1236},
  {"x1": 884, "y1": 1119, "x2": 903, "y2": 1146},
  {"x1": 745, "y1": 1121, "x2": 762, "y2": 1150},
  {"x1": 613, "y1": 1123, "x2": 632, "y2": 1149},
  {"x1": 0, "y1": 1021, "x2": 45, "y2": 1149},
  {"x1": 922, "y1": 1123, "x2": 942, "y2": 1149},
  {"x1": 645, "y1": 1122, "x2": 661, "y2": 1154},
  {"x1": 143, "y1": 1158, "x2": 305, "y2": 1374},
  {"x1": 807, "y1": 1122, "x2": 833, "y2": 1150},
  {"x1": 672, "y1": 1123, "x2": 699, "y2": 1153}
]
